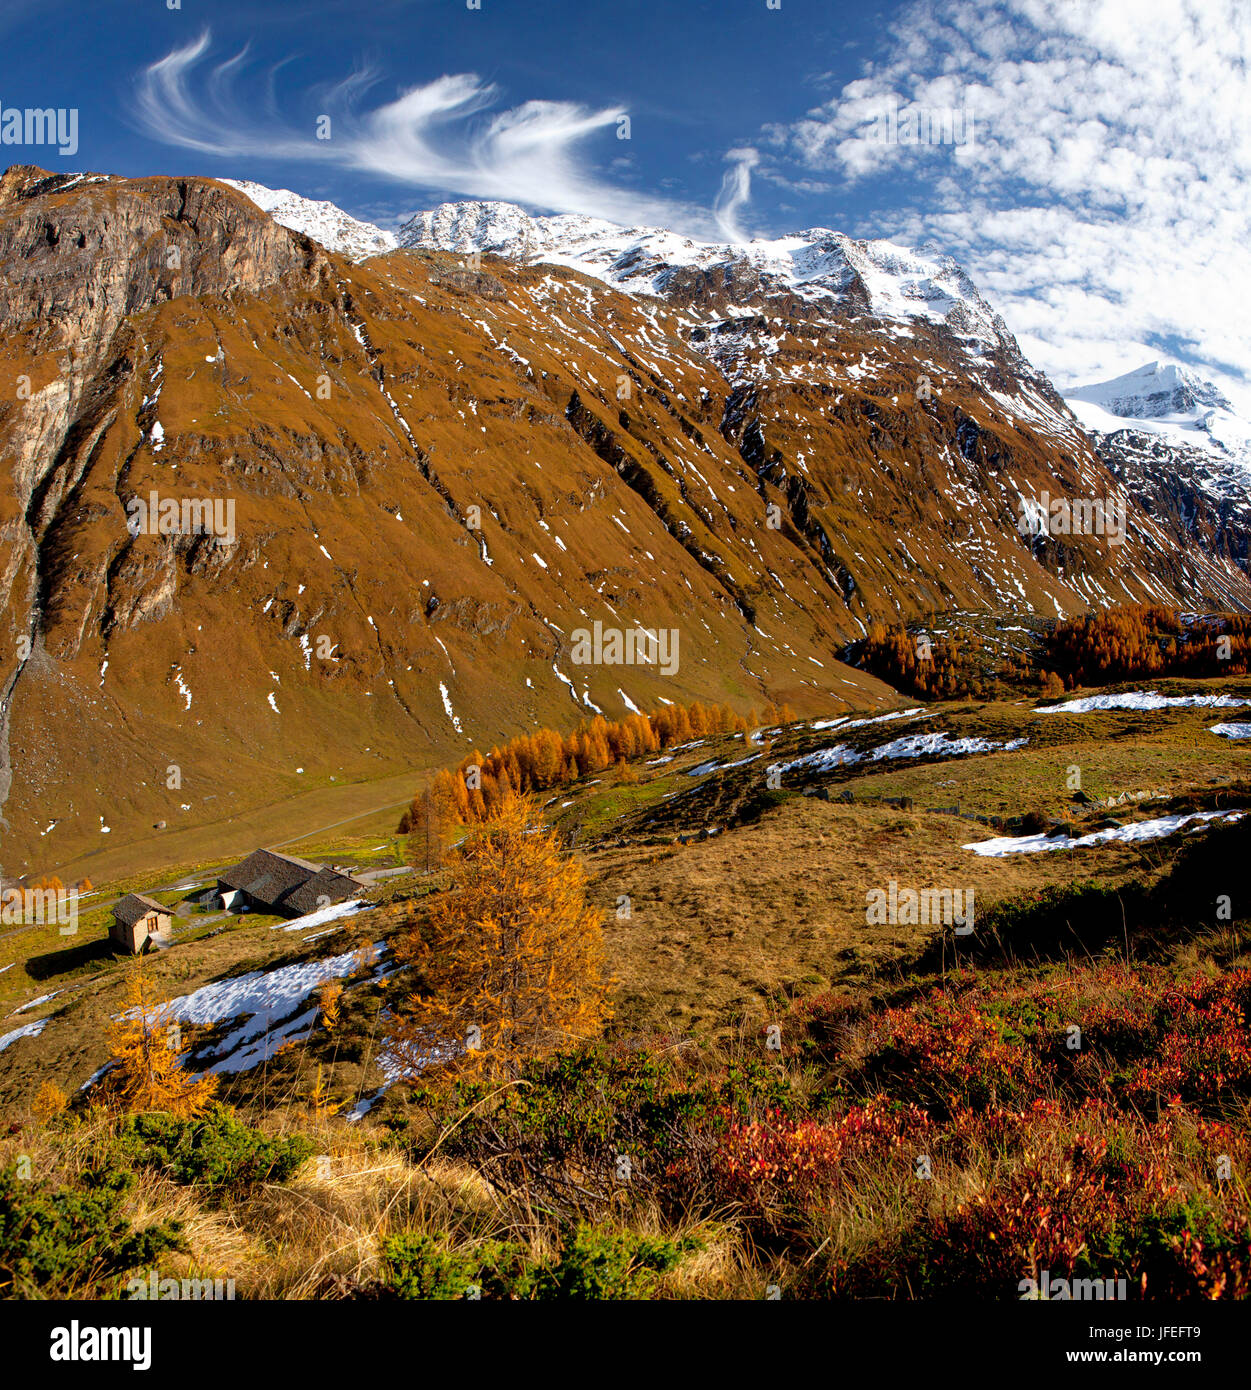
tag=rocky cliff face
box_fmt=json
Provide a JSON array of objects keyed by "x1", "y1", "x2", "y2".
[
  {"x1": 1, "y1": 170, "x2": 1247, "y2": 873},
  {"x1": 0, "y1": 169, "x2": 319, "y2": 502},
  {"x1": 0, "y1": 168, "x2": 326, "y2": 841},
  {"x1": 1097, "y1": 428, "x2": 1251, "y2": 575}
]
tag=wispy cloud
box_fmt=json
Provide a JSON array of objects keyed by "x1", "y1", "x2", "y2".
[
  {"x1": 713, "y1": 146, "x2": 759, "y2": 243},
  {"x1": 132, "y1": 31, "x2": 715, "y2": 233},
  {"x1": 763, "y1": 0, "x2": 1251, "y2": 405}
]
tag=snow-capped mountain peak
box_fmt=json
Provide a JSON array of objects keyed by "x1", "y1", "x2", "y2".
[
  {"x1": 211, "y1": 183, "x2": 1014, "y2": 359},
  {"x1": 398, "y1": 199, "x2": 617, "y2": 259},
  {"x1": 1064, "y1": 361, "x2": 1251, "y2": 554},
  {"x1": 220, "y1": 179, "x2": 397, "y2": 262},
  {"x1": 1067, "y1": 361, "x2": 1234, "y2": 421},
  {"x1": 397, "y1": 199, "x2": 1014, "y2": 354},
  {"x1": 1065, "y1": 360, "x2": 1249, "y2": 460}
]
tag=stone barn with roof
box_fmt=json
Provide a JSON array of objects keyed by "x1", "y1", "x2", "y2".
[
  {"x1": 214, "y1": 849, "x2": 367, "y2": 918},
  {"x1": 111, "y1": 893, "x2": 173, "y2": 954}
]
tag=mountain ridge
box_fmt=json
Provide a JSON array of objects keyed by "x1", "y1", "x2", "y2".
[
  {"x1": 398, "y1": 197, "x2": 1019, "y2": 359},
  {"x1": 220, "y1": 179, "x2": 399, "y2": 263}
]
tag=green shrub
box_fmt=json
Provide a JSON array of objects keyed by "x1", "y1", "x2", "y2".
[
  {"x1": 736, "y1": 787, "x2": 793, "y2": 825},
  {"x1": 531, "y1": 1225, "x2": 699, "y2": 1299},
  {"x1": 379, "y1": 1233, "x2": 533, "y2": 1300},
  {"x1": 111, "y1": 1104, "x2": 313, "y2": 1194},
  {"x1": 0, "y1": 1166, "x2": 183, "y2": 1298},
  {"x1": 379, "y1": 1224, "x2": 700, "y2": 1300}
]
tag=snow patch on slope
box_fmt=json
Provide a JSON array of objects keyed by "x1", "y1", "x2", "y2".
[
  {"x1": 1036, "y1": 690, "x2": 1250, "y2": 714},
  {"x1": 780, "y1": 730, "x2": 1026, "y2": 774},
  {"x1": 966, "y1": 810, "x2": 1245, "y2": 857},
  {"x1": 0, "y1": 1018, "x2": 50, "y2": 1053}
]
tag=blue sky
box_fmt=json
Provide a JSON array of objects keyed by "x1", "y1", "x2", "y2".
[
  {"x1": 5, "y1": 0, "x2": 889, "y2": 234},
  {"x1": 3, "y1": 0, "x2": 1249, "y2": 406}
]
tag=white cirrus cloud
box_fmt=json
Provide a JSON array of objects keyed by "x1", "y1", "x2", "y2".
[
  {"x1": 764, "y1": 0, "x2": 1251, "y2": 407},
  {"x1": 132, "y1": 31, "x2": 714, "y2": 234},
  {"x1": 713, "y1": 146, "x2": 760, "y2": 243}
]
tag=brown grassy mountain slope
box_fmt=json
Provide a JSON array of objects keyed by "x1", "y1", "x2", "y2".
[{"x1": 1, "y1": 168, "x2": 1247, "y2": 873}]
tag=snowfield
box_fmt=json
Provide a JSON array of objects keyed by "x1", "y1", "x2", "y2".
[
  {"x1": 272, "y1": 899, "x2": 374, "y2": 933},
  {"x1": 1036, "y1": 691, "x2": 1250, "y2": 714},
  {"x1": 810, "y1": 708, "x2": 924, "y2": 732},
  {"x1": 780, "y1": 730, "x2": 1027, "y2": 774},
  {"x1": 0, "y1": 1018, "x2": 50, "y2": 1053},
  {"x1": 13, "y1": 991, "x2": 60, "y2": 1015},
  {"x1": 1211, "y1": 722, "x2": 1251, "y2": 739},
  {"x1": 686, "y1": 753, "x2": 761, "y2": 777},
  {"x1": 116, "y1": 942, "x2": 386, "y2": 1077},
  {"x1": 965, "y1": 809, "x2": 1245, "y2": 857}
]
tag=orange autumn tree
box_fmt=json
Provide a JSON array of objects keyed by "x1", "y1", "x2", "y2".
[
  {"x1": 387, "y1": 792, "x2": 612, "y2": 1081},
  {"x1": 398, "y1": 697, "x2": 752, "y2": 832},
  {"x1": 1042, "y1": 603, "x2": 1251, "y2": 685},
  {"x1": 405, "y1": 781, "x2": 457, "y2": 874},
  {"x1": 851, "y1": 622, "x2": 987, "y2": 700},
  {"x1": 102, "y1": 963, "x2": 217, "y2": 1117}
]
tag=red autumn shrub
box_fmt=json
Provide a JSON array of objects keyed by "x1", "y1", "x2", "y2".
[
  {"x1": 1120, "y1": 972, "x2": 1251, "y2": 1107},
  {"x1": 713, "y1": 1096, "x2": 930, "y2": 1212},
  {"x1": 861, "y1": 992, "x2": 1046, "y2": 1112}
]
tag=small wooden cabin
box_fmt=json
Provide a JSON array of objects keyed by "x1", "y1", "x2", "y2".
[{"x1": 111, "y1": 893, "x2": 173, "y2": 954}]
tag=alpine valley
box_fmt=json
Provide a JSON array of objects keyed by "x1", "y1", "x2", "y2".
[{"x1": 1, "y1": 165, "x2": 1248, "y2": 876}]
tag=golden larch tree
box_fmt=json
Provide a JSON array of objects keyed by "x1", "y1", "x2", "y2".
[
  {"x1": 404, "y1": 780, "x2": 457, "y2": 874},
  {"x1": 387, "y1": 792, "x2": 612, "y2": 1081},
  {"x1": 102, "y1": 963, "x2": 217, "y2": 1117}
]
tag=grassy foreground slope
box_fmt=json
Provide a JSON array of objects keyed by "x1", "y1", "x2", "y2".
[{"x1": 1, "y1": 679, "x2": 1249, "y2": 1298}]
